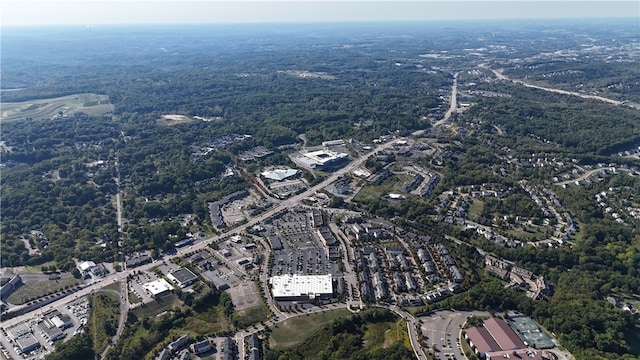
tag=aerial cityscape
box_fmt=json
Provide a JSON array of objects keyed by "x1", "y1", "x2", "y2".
[{"x1": 1, "y1": 2, "x2": 639, "y2": 360}]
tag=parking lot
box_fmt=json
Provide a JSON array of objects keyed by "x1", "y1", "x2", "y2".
[
  {"x1": 128, "y1": 270, "x2": 161, "y2": 304},
  {"x1": 1, "y1": 296, "x2": 91, "y2": 360},
  {"x1": 419, "y1": 310, "x2": 490, "y2": 359},
  {"x1": 264, "y1": 208, "x2": 339, "y2": 278}
]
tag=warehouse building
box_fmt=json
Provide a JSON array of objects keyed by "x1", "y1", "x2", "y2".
[{"x1": 270, "y1": 274, "x2": 334, "y2": 303}]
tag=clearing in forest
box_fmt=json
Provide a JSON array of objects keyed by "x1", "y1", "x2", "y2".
[{"x1": 1, "y1": 93, "x2": 113, "y2": 122}]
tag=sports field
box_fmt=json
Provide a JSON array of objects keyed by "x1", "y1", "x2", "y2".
[
  {"x1": 1, "y1": 93, "x2": 113, "y2": 122},
  {"x1": 509, "y1": 315, "x2": 556, "y2": 349}
]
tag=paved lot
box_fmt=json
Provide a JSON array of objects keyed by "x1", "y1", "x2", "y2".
[
  {"x1": 1, "y1": 296, "x2": 91, "y2": 360},
  {"x1": 418, "y1": 309, "x2": 490, "y2": 359},
  {"x1": 227, "y1": 281, "x2": 262, "y2": 311}
]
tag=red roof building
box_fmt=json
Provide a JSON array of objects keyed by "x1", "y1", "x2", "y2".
[
  {"x1": 464, "y1": 326, "x2": 501, "y2": 353},
  {"x1": 483, "y1": 317, "x2": 526, "y2": 350},
  {"x1": 464, "y1": 317, "x2": 530, "y2": 358}
]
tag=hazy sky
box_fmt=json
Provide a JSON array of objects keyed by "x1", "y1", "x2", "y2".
[{"x1": 2, "y1": 1, "x2": 639, "y2": 27}]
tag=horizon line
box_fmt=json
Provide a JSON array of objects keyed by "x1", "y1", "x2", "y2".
[{"x1": 2, "y1": 16, "x2": 638, "y2": 29}]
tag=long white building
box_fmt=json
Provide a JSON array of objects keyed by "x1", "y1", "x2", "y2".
[{"x1": 270, "y1": 274, "x2": 334, "y2": 302}]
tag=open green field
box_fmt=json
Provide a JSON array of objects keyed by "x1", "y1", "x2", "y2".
[
  {"x1": 269, "y1": 308, "x2": 352, "y2": 348},
  {"x1": 1, "y1": 93, "x2": 114, "y2": 122},
  {"x1": 132, "y1": 293, "x2": 183, "y2": 318}
]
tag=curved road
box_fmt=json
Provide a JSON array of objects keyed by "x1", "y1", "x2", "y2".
[{"x1": 485, "y1": 65, "x2": 635, "y2": 108}]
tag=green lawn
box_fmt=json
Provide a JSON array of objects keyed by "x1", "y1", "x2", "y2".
[
  {"x1": 132, "y1": 293, "x2": 183, "y2": 318},
  {"x1": 234, "y1": 304, "x2": 270, "y2": 329},
  {"x1": 269, "y1": 308, "x2": 352, "y2": 348},
  {"x1": 468, "y1": 199, "x2": 484, "y2": 219},
  {"x1": 352, "y1": 180, "x2": 400, "y2": 203}
]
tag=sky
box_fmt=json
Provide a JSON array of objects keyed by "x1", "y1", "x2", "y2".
[{"x1": 2, "y1": 0, "x2": 638, "y2": 27}]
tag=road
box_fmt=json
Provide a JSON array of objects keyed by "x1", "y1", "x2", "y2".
[
  {"x1": 387, "y1": 305, "x2": 428, "y2": 360},
  {"x1": 99, "y1": 280, "x2": 129, "y2": 359},
  {"x1": 485, "y1": 66, "x2": 634, "y2": 108},
  {"x1": 434, "y1": 72, "x2": 459, "y2": 127},
  {"x1": 1, "y1": 138, "x2": 397, "y2": 329},
  {"x1": 1, "y1": 138, "x2": 411, "y2": 359},
  {"x1": 413, "y1": 71, "x2": 459, "y2": 137},
  {"x1": 556, "y1": 166, "x2": 632, "y2": 186}
]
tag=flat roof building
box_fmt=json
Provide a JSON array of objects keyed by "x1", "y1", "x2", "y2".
[
  {"x1": 270, "y1": 274, "x2": 333, "y2": 302},
  {"x1": 16, "y1": 334, "x2": 40, "y2": 354},
  {"x1": 7, "y1": 323, "x2": 31, "y2": 341},
  {"x1": 143, "y1": 278, "x2": 174, "y2": 297},
  {"x1": 487, "y1": 349, "x2": 552, "y2": 360},
  {"x1": 297, "y1": 150, "x2": 348, "y2": 171},
  {"x1": 78, "y1": 261, "x2": 97, "y2": 272},
  {"x1": 38, "y1": 321, "x2": 65, "y2": 342},
  {"x1": 167, "y1": 268, "x2": 198, "y2": 288}
]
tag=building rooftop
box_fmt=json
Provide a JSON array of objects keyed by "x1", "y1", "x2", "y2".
[
  {"x1": 270, "y1": 274, "x2": 333, "y2": 299},
  {"x1": 261, "y1": 168, "x2": 299, "y2": 181},
  {"x1": 484, "y1": 317, "x2": 526, "y2": 350},
  {"x1": 143, "y1": 278, "x2": 173, "y2": 296},
  {"x1": 79, "y1": 261, "x2": 96, "y2": 272},
  {"x1": 466, "y1": 326, "x2": 501, "y2": 354},
  {"x1": 16, "y1": 334, "x2": 40, "y2": 352},
  {"x1": 167, "y1": 267, "x2": 198, "y2": 288},
  {"x1": 486, "y1": 348, "x2": 552, "y2": 360},
  {"x1": 7, "y1": 322, "x2": 31, "y2": 340}
]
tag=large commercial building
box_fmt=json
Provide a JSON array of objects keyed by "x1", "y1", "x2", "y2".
[
  {"x1": 167, "y1": 268, "x2": 198, "y2": 288},
  {"x1": 261, "y1": 168, "x2": 299, "y2": 181},
  {"x1": 464, "y1": 317, "x2": 553, "y2": 360},
  {"x1": 270, "y1": 274, "x2": 334, "y2": 302},
  {"x1": 296, "y1": 150, "x2": 348, "y2": 171}
]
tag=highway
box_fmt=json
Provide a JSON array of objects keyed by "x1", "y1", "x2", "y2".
[
  {"x1": 434, "y1": 72, "x2": 459, "y2": 127},
  {"x1": 484, "y1": 65, "x2": 634, "y2": 108}
]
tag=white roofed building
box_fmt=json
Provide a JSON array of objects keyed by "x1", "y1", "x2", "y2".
[
  {"x1": 296, "y1": 150, "x2": 348, "y2": 171},
  {"x1": 270, "y1": 274, "x2": 334, "y2": 303},
  {"x1": 78, "y1": 261, "x2": 97, "y2": 272},
  {"x1": 261, "y1": 168, "x2": 299, "y2": 181},
  {"x1": 143, "y1": 278, "x2": 174, "y2": 297}
]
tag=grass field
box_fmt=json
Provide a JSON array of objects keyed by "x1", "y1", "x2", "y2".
[
  {"x1": 1, "y1": 93, "x2": 113, "y2": 122},
  {"x1": 369, "y1": 319, "x2": 410, "y2": 350},
  {"x1": 132, "y1": 293, "x2": 183, "y2": 318},
  {"x1": 269, "y1": 308, "x2": 351, "y2": 348},
  {"x1": 89, "y1": 291, "x2": 120, "y2": 354},
  {"x1": 234, "y1": 304, "x2": 270, "y2": 329},
  {"x1": 6, "y1": 277, "x2": 81, "y2": 305}
]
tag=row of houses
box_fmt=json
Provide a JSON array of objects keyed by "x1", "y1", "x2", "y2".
[
  {"x1": 485, "y1": 255, "x2": 553, "y2": 300},
  {"x1": 433, "y1": 243, "x2": 464, "y2": 283},
  {"x1": 315, "y1": 227, "x2": 340, "y2": 261},
  {"x1": 156, "y1": 335, "x2": 213, "y2": 360}
]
